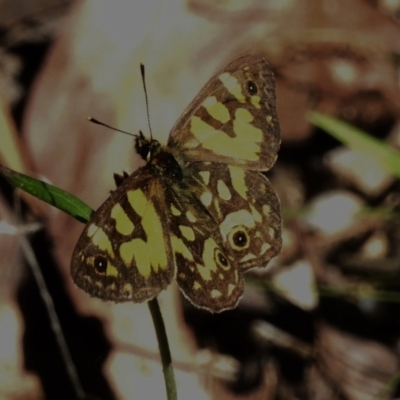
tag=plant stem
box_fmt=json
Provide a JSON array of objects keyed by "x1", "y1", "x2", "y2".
[{"x1": 148, "y1": 298, "x2": 177, "y2": 400}]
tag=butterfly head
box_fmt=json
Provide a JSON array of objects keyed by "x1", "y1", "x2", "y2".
[
  {"x1": 134, "y1": 130, "x2": 183, "y2": 179},
  {"x1": 134, "y1": 130, "x2": 161, "y2": 162}
]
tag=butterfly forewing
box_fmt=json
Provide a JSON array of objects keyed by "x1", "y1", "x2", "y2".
[
  {"x1": 167, "y1": 55, "x2": 280, "y2": 170},
  {"x1": 71, "y1": 167, "x2": 175, "y2": 302}
]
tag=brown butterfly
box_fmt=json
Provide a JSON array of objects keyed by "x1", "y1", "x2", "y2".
[{"x1": 71, "y1": 55, "x2": 281, "y2": 312}]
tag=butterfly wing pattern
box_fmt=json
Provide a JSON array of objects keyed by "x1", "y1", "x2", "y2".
[
  {"x1": 71, "y1": 55, "x2": 282, "y2": 312},
  {"x1": 166, "y1": 179, "x2": 244, "y2": 311},
  {"x1": 71, "y1": 169, "x2": 175, "y2": 302},
  {"x1": 168, "y1": 55, "x2": 280, "y2": 169},
  {"x1": 186, "y1": 163, "x2": 281, "y2": 272}
]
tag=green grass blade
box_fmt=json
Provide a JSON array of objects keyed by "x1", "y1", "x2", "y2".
[
  {"x1": 308, "y1": 111, "x2": 400, "y2": 179},
  {"x1": 0, "y1": 164, "x2": 93, "y2": 223}
]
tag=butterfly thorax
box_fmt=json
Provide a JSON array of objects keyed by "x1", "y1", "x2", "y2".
[{"x1": 135, "y1": 133, "x2": 183, "y2": 180}]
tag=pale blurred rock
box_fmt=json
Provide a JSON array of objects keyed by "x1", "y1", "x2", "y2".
[
  {"x1": 325, "y1": 147, "x2": 394, "y2": 196},
  {"x1": 360, "y1": 230, "x2": 389, "y2": 259},
  {"x1": 272, "y1": 259, "x2": 317, "y2": 310},
  {"x1": 304, "y1": 190, "x2": 364, "y2": 236}
]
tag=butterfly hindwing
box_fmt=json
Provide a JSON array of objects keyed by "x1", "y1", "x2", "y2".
[
  {"x1": 167, "y1": 55, "x2": 280, "y2": 170},
  {"x1": 166, "y1": 182, "x2": 244, "y2": 312},
  {"x1": 186, "y1": 162, "x2": 282, "y2": 271},
  {"x1": 71, "y1": 167, "x2": 175, "y2": 302}
]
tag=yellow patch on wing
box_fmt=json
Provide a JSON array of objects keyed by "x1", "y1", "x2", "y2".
[
  {"x1": 250, "y1": 204, "x2": 262, "y2": 223},
  {"x1": 213, "y1": 198, "x2": 222, "y2": 219},
  {"x1": 211, "y1": 290, "x2": 222, "y2": 298},
  {"x1": 228, "y1": 166, "x2": 247, "y2": 200},
  {"x1": 232, "y1": 108, "x2": 262, "y2": 160},
  {"x1": 240, "y1": 253, "x2": 256, "y2": 262},
  {"x1": 200, "y1": 190, "x2": 212, "y2": 207},
  {"x1": 260, "y1": 242, "x2": 272, "y2": 255},
  {"x1": 217, "y1": 179, "x2": 231, "y2": 200},
  {"x1": 111, "y1": 203, "x2": 134, "y2": 236},
  {"x1": 263, "y1": 204, "x2": 270, "y2": 216},
  {"x1": 123, "y1": 283, "x2": 133, "y2": 296},
  {"x1": 120, "y1": 240, "x2": 148, "y2": 275},
  {"x1": 195, "y1": 238, "x2": 230, "y2": 281},
  {"x1": 228, "y1": 284, "x2": 236, "y2": 296},
  {"x1": 117, "y1": 189, "x2": 169, "y2": 275},
  {"x1": 106, "y1": 262, "x2": 118, "y2": 277},
  {"x1": 251, "y1": 95, "x2": 261, "y2": 108},
  {"x1": 171, "y1": 236, "x2": 194, "y2": 261},
  {"x1": 127, "y1": 188, "x2": 147, "y2": 216},
  {"x1": 190, "y1": 115, "x2": 261, "y2": 161},
  {"x1": 218, "y1": 72, "x2": 245, "y2": 102},
  {"x1": 179, "y1": 225, "x2": 195, "y2": 241},
  {"x1": 120, "y1": 239, "x2": 168, "y2": 277},
  {"x1": 171, "y1": 204, "x2": 181, "y2": 216},
  {"x1": 186, "y1": 211, "x2": 197, "y2": 223},
  {"x1": 199, "y1": 170, "x2": 210, "y2": 185},
  {"x1": 87, "y1": 224, "x2": 115, "y2": 258},
  {"x1": 268, "y1": 227, "x2": 276, "y2": 237},
  {"x1": 202, "y1": 96, "x2": 230, "y2": 123},
  {"x1": 193, "y1": 281, "x2": 202, "y2": 290}
]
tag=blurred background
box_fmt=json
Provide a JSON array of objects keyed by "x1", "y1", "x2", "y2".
[{"x1": 1, "y1": 0, "x2": 400, "y2": 399}]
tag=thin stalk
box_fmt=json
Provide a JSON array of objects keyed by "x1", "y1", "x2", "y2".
[{"x1": 148, "y1": 298, "x2": 177, "y2": 400}]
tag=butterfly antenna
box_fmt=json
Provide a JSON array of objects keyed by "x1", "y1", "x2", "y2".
[
  {"x1": 140, "y1": 63, "x2": 153, "y2": 140},
  {"x1": 88, "y1": 117, "x2": 137, "y2": 138}
]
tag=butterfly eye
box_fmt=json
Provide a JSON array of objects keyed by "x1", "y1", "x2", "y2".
[
  {"x1": 247, "y1": 80, "x2": 258, "y2": 95},
  {"x1": 228, "y1": 227, "x2": 250, "y2": 250},
  {"x1": 215, "y1": 249, "x2": 230, "y2": 270},
  {"x1": 94, "y1": 255, "x2": 108, "y2": 273}
]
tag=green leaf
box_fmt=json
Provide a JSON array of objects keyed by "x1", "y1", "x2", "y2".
[
  {"x1": 0, "y1": 164, "x2": 93, "y2": 223},
  {"x1": 308, "y1": 111, "x2": 400, "y2": 179}
]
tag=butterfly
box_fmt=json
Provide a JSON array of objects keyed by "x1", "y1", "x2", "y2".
[{"x1": 70, "y1": 55, "x2": 282, "y2": 312}]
